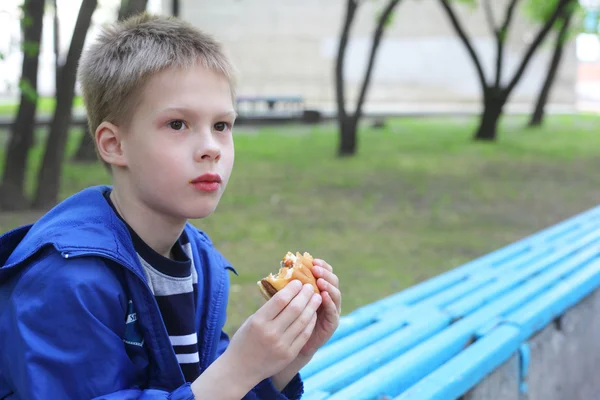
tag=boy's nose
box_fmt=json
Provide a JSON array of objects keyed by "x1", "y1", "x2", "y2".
[
  {"x1": 195, "y1": 146, "x2": 221, "y2": 162},
  {"x1": 194, "y1": 135, "x2": 221, "y2": 162}
]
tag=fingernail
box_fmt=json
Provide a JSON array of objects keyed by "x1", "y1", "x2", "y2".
[
  {"x1": 315, "y1": 266, "x2": 323, "y2": 275},
  {"x1": 291, "y1": 280, "x2": 302, "y2": 289}
]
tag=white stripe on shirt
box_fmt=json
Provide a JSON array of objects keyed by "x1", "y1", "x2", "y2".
[
  {"x1": 176, "y1": 352, "x2": 200, "y2": 364},
  {"x1": 170, "y1": 333, "x2": 197, "y2": 346}
]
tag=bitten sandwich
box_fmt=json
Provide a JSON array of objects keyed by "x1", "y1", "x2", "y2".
[{"x1": 257, "y1": 251, "x2": 319, "y2": 300}]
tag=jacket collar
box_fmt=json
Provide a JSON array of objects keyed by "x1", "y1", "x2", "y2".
[{"x1": 1, "y1": 185, "x2": 235, "y2": 279}]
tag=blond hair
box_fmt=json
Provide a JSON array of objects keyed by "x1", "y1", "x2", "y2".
[{"x1": 78, "y1": 13, "x2": 236, "y2": 155}]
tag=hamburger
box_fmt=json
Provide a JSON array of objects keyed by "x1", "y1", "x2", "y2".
[{"x1": 257, "y1": 251, "x2": 319, "y2": 300}]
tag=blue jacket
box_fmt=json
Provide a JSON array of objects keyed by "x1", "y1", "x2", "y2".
[{"x1": 0, "y1": 186, "x2": 303, "y2": 399}]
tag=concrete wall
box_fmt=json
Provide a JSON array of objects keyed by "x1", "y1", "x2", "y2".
[
  {"x1": 171, "y1": 0, "x2": 578, "y2": 114},
  {"x1": 464, "y1": 287, "x2": 600, "y2": 400}
]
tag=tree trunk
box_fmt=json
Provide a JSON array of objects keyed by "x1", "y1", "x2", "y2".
[
  {"x1": 0, "y1": 0, "x2": 45, "y2": 210},
  {"x1": 474, "y1": 89, "x2": 506, "y2": 141},
  {"x1": 338, "y1": 115, "x2": 358, "y2": 156},
  {"x1": 33, "y1": 0, "x2": 98, "y2": 210},
  {"x1": 528, "y1": 9, "x2": 573, "y2": 128},
  {"x1": 440, "y1": 0, "x2": 570, "y2": 141},
  {"x1": 335, "y1": 0, "x2": 358, "y2": 157}
]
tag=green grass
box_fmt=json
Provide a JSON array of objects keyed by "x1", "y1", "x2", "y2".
[
  {"x1": 0, "y1": 96, "x2": 84, "y2": 117},
  {"x1": 2, "y1": 114, "x2": 600, "y2": 333}
]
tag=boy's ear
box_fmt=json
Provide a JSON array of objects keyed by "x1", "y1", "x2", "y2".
[{"x1": 96, "y1": 121, "x2": 127, "y2": 167}]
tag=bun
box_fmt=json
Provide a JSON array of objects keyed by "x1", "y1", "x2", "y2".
[{"x1": 257, "y1": 251, "x2": 319, "y2": 300}]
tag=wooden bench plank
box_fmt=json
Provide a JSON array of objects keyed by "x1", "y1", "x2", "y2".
[
  {"x1": 505, "y1": 258, "x2": 600, "y2": 341},
  {"x1": 446, "y1": 241, "x2": 600, "y2": 319},
  {"x1": 300, "y1": 206, "x2": 600, "y2": 398},
  {"x1": 300, "y1": 306, "x2": 412, "y2": 378},
  {"x1": 318, "y1": 232, "x2": 600, "y2": 399},
  {"x1": 303, "y1": 310, "x2": 450, "y2": 396},
  {"x1": 395, "y1": 325, "x2": 522, "y2": 400},
  {"x1": 395, "y1": 258, "x2": 600, "y2": 399}
]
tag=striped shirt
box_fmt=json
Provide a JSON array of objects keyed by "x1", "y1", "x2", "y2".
[{"x1": 104, "y1": 192, "x2": 202, "y2": 382}]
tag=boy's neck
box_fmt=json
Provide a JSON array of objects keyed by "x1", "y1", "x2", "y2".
[{"x1": 109, "y1": 189, "x2": 186, "y2": 259}]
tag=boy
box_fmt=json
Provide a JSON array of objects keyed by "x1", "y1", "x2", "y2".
[{"x1": 0, "y1": 13, "x2": 341, "y2": 399}]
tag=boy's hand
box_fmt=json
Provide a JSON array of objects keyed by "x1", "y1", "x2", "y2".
[
  {"x1": 222, "y1": 280, "x2": 322, "y2": 388},
  {"x1": 270, "y1": 258, "x2": 341, "y2": 391},
  {"x1": 301, "y1": 258, "x2": 341, "y2": 356}
]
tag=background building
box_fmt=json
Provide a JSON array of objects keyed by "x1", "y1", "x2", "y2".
[{"x1": 164, "y1": 0, "x2": 581, "y2": 114}]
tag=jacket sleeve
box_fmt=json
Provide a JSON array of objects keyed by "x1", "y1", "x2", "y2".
[
  {"x1": 1, "y1": 253, "x2": 193, "y2": 400},
  {"x1": 215, "y1": 331, "x2": 305, "y2": 400}
]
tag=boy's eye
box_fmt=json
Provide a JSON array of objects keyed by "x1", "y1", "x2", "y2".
[
  {"x1": 168, "y1": 120, "x2": 186, "y2": 131},
  {"x1": 214, "y1": 122, "x2": 229, "y2": 132}
]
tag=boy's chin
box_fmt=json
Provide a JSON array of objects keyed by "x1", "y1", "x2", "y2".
[{"x1": 183, "y1": 205, "x2": 219, "y2": 220}]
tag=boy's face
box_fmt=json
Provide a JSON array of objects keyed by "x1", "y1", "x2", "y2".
[{"x1": 117, "y1": 63, "x2": 236, "y2": 220}]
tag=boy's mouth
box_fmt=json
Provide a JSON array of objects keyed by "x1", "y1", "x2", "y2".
[{"x1": 190, "y1": 173, "x2": 222, "y2": 192}]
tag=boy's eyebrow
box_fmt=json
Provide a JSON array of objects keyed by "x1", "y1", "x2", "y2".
[
  {"x1": 216, "y1": 110, "x2": 238, "y2": 119},
  {"x1": 158, "y1": 107, "x2": 237, "y2": 119}
]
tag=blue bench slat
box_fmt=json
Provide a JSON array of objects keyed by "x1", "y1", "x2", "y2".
[
  {"x1": 446, "y1": 237, "x2": 600, "y2": 318},
  {"x1": 507, "y1": 256, "x2": 600, "y2": 341},
  {"x1": 412, "y1": 271, "x2": 498, "y2": 310},
  {"x1": 395, "y1": 256, "x2": 600, "y2": 400},
  {"x1": 302, "y1": 310, "x2": 451, "y2": 396},
  {"x1": 300, "y1": 391, "x2": 330, "y2": 400},
  {"x1": 321, "y1": 312, "x2": 379, "y2": 346},
  {"x1": 410, "y1": 230, "x2": 600, "y2": 321},
  {"x1": 393, "y1": 325, "x2": 522, "y2": 400},
  {"x1": 536, "y1": 217, "x2": 600, "y2": 248},
  {"x1": 346, "y1": 207, "x2": 600, "y2": 318},
  {"x1": 299, "y1": 306, "x2": 412, "y2": 378},
  {"x1": 325, "y1": 242, "x2": 595, "y2": 400}
]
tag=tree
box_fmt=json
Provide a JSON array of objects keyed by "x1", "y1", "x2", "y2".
[
  {"x1": 33, "y1": 0, "x2": 98, "y2": 209},
  {"x1": 73, "y1": 0, "x2": 148, "y2": 163},
  {"x1": 336, "y1": 0, "x2": 401, "y2": 156},
  {"x1": 438, "y1": 0, "x2": 572, "y2": 141},
  {"x1": 0, "y1": 0, "x2": 45, "y2": 210},
  {"x1": 118, "y1": 0, "x2": 149, "y2": 20},
  {"x1": 527, "y1": 0, "x2": 580, "y2": 127}
]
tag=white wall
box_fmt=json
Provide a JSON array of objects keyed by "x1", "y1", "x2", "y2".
[{"x1": 171, "y1": 0, "x2": 578, "y2": 113}]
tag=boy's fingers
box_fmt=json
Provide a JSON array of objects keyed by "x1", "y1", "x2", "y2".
[
  {"x1": 274, "y1": 284, "x2": 316, "y2": 330},
  {"x1": 313, "y1": 259, "x2": 333, "y2": 272},
  {"x1": 318, "y1": 278, "x2": 341, "y2": 314},
  {"x1": 285, "y1": 292, "x2": 321, "y2": 342},
  {"x1": 312, "y1": 266, "x2": 339, "y2": 288},
  {"x1": 326, "y1": 291, "x2": 340, "y2": 315},
  {"x1": 321, "y1": 291, "x2": 340, "y2": 324},
  {"x1": 260, "y1": 280, "x2": 303, "y2": 320},
  {"x1": 290, "y1": 303, "x2": 319, "y2": 353}
]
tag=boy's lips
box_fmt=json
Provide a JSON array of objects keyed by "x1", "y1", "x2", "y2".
[{"x1": 190, "y1": 173, "x2": 222, "y2": 192}]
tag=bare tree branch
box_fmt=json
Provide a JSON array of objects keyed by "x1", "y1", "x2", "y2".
[
  {"x1": 482, "y1": 0, "x2": 497, "y2": 36},
  {"x1": 335, "y1": 0, "x2": 359, "y2": 119},
  {"x1": 505, "y1": 0, "x2": 571, "y2": 95},
  {"x1": 354, "y1": 0, "x2": 402, "y2": 119},
  {"x1": 529, "y1": 6, "x2": 574, "y2": 126},
  {"x1": 438, "y1": 0, "x2": 488, "y2": 90},
  {"x1": 500, "y1": 0, "x2": 520, "y2": 34},
  {"x1": 494, "y1": 0, "x2": 520, "y2": 88}
]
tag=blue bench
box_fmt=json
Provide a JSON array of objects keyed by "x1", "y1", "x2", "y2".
[{"x1": 300, "y1": 205, "x2": 600, "y2": 399}]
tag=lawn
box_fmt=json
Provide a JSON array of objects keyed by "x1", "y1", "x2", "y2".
[{"x1": 1, "y1": 115, "x2": 600, "y2": 334}]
